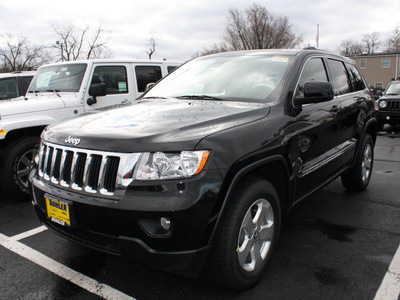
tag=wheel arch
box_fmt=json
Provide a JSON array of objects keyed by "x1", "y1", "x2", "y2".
[
  {"x1": 208, "y1": 155, "x2": 291, "y2": 246},
  {"x1": 0, "y1": 126, "x2": 45, "y2": 148}
]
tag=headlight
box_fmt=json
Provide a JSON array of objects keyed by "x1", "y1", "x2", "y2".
[
  {"x1": 379, "y1": 100, "x2": 387, "y2": 109},
  {"x1": 134, "y1": 151, "x2": 210, "y2": 180}
]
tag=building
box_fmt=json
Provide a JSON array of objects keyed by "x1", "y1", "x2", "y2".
[{"x1": 347, "y1": 52, "x2": 400, "y2": 91}]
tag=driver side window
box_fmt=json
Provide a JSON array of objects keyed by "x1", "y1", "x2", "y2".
[{"x1": 295, "y1": 58, "x2": 329, "y2": 98}]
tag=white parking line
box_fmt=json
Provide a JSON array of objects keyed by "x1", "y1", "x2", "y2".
[
  {"x1": 0, "y1": 230, "x2": 136, "y2": 300},
  {"x1": 374, "y1": 244, "x2": 400, "y2": 300},
  {"x1": 10, "y1": 225, "x2": 47, "y2": 241}
]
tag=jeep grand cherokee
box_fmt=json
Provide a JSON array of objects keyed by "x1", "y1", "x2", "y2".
[{"x1": 30, "y1": 49, "x2": 377, "y2": 290}]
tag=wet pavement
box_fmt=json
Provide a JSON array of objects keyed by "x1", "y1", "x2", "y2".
[{"x1": 1, "y1": 127, "x2": 399, "y2": 299}]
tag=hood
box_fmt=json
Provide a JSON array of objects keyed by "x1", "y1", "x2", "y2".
[
  {"x1": 0, "y1": 93, "x2": 78, "y2": 116},
  {"x1": 379, "y1": 94, "x2": 400, "y2": 100},
  {"x1": 43, "y1": 98, "x2": 270, "y2": 152}
]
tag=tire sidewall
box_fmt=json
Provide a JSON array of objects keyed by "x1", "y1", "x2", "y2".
[
  {"x1": 219, "y1": 179, "x2": 281, "y2": 288},
  {"x1": 1, "y1": 136, "x2": 39, "y2": 198}
]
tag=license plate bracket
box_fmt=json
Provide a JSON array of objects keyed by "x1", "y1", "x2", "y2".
[{"x1": 45, "y1": 195, "x2": 71, "y2": 227}]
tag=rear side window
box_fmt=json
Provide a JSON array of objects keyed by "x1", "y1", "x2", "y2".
[
  {"x1": 91, "y1": 66, "x2": 128, "y2": 94},
  {"x1": 167, "y1": 66, "x2": 178, "y2": 73},
  {"x1": 346, "y1": 64, "x2": 365, "y2": 92},
  {"x1": 135, "y1": 66, "x2": 162, "y2": 93},
  {"x1": 295, "y1": 58, "x2": 329, "y2": 98},
  {"x1": 0, "y1": 77, "x2": 18, "y2": 99},
  {"x1": 327, "y1": 59, "x2": 352, "y2": 96}
]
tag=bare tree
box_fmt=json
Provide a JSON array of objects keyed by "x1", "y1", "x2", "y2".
[
  {"x1": 197, "y1": 3, "x2": 302, "y2": 56},
  {"x1": 146, "y1": 35, "x2": 156, "y2": 60},
  {"x1": 362, "y1": 32, "x2": 380, "y2": 54},
  {"x1": 0, "y1": 33, "x2": 50, "y2": 72},
  {"x1": 338, "y1": 39, "x2": 364, "y2": 55},
  {"x1": 52, "y1": 21, "x2": 111, "y2": 61},
  {"x1": 385, "y1": 26, "x2": 400, "y2": 52}
]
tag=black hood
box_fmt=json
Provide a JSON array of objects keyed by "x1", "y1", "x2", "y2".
[{"x1": 42, "y1": 98, "x2": 270, "y2": 152}]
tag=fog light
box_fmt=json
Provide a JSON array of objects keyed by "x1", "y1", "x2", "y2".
[
  {"x1": 161, "y1": 217, "x2": 171, "y2": 230},
  {"x1": 386, "y1": 116, "x2": 391, "y2": 120}
]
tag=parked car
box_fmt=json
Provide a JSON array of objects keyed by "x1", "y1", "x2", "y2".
[
  {"x1": 375, "y1": 80, "x2": 400, "y2": 130},
  {"x1": 30, "y1": 49, "x2": 377, "y2": 290},
  {"x1": 0, "y1": 59, "x2": 181, "y2": 199},
  {"x1": 0, "y1": 71, "x2": 35, "y2": 100}
]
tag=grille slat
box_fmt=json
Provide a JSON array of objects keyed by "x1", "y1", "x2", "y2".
[{"x1": 37, "y1": 142, "x2": 141, "y2": 199}]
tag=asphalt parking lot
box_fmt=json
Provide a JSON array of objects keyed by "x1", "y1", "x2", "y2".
[{"x1": 1, "y1": 128, "x2": 399, "y2": 300}]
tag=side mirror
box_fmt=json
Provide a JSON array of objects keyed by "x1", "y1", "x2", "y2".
[
  {"x1": 294, "y1": 81, "x2": 334, "y2": 107},
  {"x1": 87, "y1": 83, "x2": 107, "y2": 105},
  {"x1": 145, "y1": 82, "x2": 155, "y2": 92}
]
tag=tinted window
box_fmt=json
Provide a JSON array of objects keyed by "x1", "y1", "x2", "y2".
[
  {"x1": 346, "y1": 64, "x2": 365, "y2": 92},
  {"x1": 167, "y1": 66, "x2": 178, "y2": 73},
  {"x1": 327, "y1": 59, "x2": 352, "y2": 96},
  {"x1": 295, "y1": 58, "x2": 328, "y2": 98},
  {"x1": 92, "y1": 66, "x2": 128, "y2": 94},
  {"x1": 18, "y1": 76, "x2": 34, "y2": 96},
  {"x1": 135, "y1": 66, "x2": 162, "y2": 92},
  {"x1": 0, "y1": 78, "x2": 18, "y2": 99}
]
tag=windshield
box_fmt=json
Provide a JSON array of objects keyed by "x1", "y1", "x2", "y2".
[
  {"x1": 144, "y1": 54, "x2": 293, "y2": 103},
  {"x1": 385, "y1": 82, "x2": 400, "y2": 95},
  {"x1": 28, "y1": 63, "x2": 87, "y2": 93}
]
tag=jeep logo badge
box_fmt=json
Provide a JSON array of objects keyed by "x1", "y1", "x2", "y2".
[{"x1": 65, "y1": 136, "x2": 81, "y2": 146}]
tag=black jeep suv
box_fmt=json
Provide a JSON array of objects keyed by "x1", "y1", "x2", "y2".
[
  {"x1": 30, "y1": 49, "x2": 377, "y2": 290},
  {"x1": 375, "y1": 80, "x2": 400, "y2": 130}
]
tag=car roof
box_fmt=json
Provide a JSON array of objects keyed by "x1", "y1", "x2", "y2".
[
  {"x1": 0, "y1": 71, "x2": 36, "y2": 78},
  {"x1": 198, "y1": 48, "x2": 354, "y2": 64}
]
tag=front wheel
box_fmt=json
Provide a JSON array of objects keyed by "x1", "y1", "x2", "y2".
[
  {"x1": 209, "y1": 178, "x2": 281, "y2": 290},
  {"x1": 0, "y1": 136, "x2": 39, "y2": 200},
  {"x1": 341, "y1": 134, "x2": 374, "y2": 191}
]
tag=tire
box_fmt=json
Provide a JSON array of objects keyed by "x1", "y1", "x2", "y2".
[
  {"x1": 341, "y1": 134, "x2": 374, "y2": 192},
  {"x1": 377, "y1": 122, "x2": 384, "y2": 131},
  {"x1": 0, "y1": 136, "x2": 40, "y2": 200},
  {"x1": 209, "y1": 178, "x2": 281, "y2": 290}
]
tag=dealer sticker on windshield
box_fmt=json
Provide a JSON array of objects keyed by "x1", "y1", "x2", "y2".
[{"x1": 45, "y1": 196, "x2": 71, "y2": 227}]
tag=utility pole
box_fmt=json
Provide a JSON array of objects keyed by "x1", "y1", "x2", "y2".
[{"x1": 316, "y1": 24, "x2": 319, "y2": 48}]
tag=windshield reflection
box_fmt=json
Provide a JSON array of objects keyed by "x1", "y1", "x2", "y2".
[{"x1": 28, "y1": 63, "x2": 87, "y2": 93}]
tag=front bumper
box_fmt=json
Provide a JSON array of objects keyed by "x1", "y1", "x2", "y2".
[
  {"x1": 376, "y1": 111, "x2": 400, "y2": 124},
  {"x1": 30, "y1": 168, "x2": 223, "y2": 275}
]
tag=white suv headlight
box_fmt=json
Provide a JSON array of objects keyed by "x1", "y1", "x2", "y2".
[{"x1": 134, "y1": 151, "x2": 210, "y2": 180}]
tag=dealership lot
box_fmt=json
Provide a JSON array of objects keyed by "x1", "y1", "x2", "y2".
[{"x1": 0, "y1": 131, "x2": 399, "y2": 299}]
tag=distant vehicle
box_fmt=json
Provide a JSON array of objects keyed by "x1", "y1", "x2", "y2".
[
  {"x1": 0, "y1": 71, "x2": 35, "y2": 100},
  {"x1": 375, "y1": 80, "x2": 400, "y2": 130},
  {"x1": 0, "y1": 59, "x2": 181, "y2": 199}
]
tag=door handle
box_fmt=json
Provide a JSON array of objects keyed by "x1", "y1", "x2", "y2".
[
  {"x1": 356, "y1": 97, "x2": 365, "y2": 104},
  {"x1": 330, "y1": 105, "x2": 340, "y2": 113}
]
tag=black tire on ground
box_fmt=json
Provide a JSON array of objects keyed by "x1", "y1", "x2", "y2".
[
  {"x1": 208, "y1": 177, "x2": 281, "y2": 290},
  {"x1": 341, "y1": 134, "x2": 374, "y2": 192},
  {"x1": 0, "y1": 136, "x2": 40, "y2": 200}
]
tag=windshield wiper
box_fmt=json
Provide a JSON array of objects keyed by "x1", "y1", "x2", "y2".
[
  {"x1": 28, "y1": 90, "x2": 40, "y2": 95},
  {"x1": 142, "y1": 96, "x2": 168, "y2": 99},
  {"x1": 176, "y1": 95, "x2": 223, "y2": 100},
  {"x1": 46, "y1": 89, "x2": 61, "y2": 97},
  {"x1": 385, "y1": 93, "x2": 399, "y2": 96}
]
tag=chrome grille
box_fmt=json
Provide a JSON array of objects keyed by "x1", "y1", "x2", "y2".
[{"x1": 38, "y1": 141, "x2": 141, "y2": 199}]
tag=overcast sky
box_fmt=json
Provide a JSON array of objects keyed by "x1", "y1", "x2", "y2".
[{"x1": 0, "y1": 0, "x2": 399, "y2": 62}]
